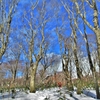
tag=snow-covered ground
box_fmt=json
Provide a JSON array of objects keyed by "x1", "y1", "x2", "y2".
[{"x1": 0, "y1": 87, "x2": 98, "y2": 100}]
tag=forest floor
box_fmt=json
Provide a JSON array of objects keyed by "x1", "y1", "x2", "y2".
[{"x1": 0, "y1": 87, "x2": 98, "y2": 100}]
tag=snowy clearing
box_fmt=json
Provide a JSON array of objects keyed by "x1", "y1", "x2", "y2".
[{"x1": 0, "y1": 87, "x2": 98, "y2": 100}]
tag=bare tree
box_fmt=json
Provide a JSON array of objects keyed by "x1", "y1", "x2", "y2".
[
  {"x1": 54, "y1": 3, "x2": 74, "y2": 89},
  {"x1": 39, "y1": 54, "x2": 54, "y2": 83},
  {"x1": 21, "y1": 0, "x2": 55, "y2": 93},
  {"x1": 55, "y1": 21, "x2": 73, "y2": 90},
  {"x1": 0, "y1": 64, "x2": 5, "y2": 87},
  {"x1": 23, "y1": 62, "x2": 30, "y2": 88},
  {"x1": 71, "y1": 0, "x2": 100, "y2": 98},
  {"x1": 73, "y1": 0, "x2": 100, "y2": 74},
  {"x1": 0, "y1": 0, "x2": 19, "y2": 59},
  {"x1": 61, "y1": 1, "x2": 83, "y2": 79},
  {"x1": 5, "y1": 43, "x2": 21, "y2": 84}
]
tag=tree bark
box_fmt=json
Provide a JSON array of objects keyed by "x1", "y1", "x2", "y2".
[
  {"x1": 72, "y1": 27, "x2": 83, "y2": 79},
  {"x1": 91, "y1": 1, "x2": 100, "y2": 98},
  {"x1": 12, "y1": 71, "x2": 16, "y2": 83},
  {"x1": 30, "y1": 62, "x2": 38, "y2": 93},
  {"x1": 83, "y1": 24, "x2": 95, "y2": 73},
  {"x1": 62, "y1": 54, "x2": 70, "y2": 87},
  {"x1": 95, "y1": 30, "x2": 100, "y2": 71},
  {"x1": 84, "y1": 25, "x2": 100, "y2": 99}
]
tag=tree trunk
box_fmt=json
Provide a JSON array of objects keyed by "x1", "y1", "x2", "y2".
[
  {"x1": 73, "y1": 31, "x2": 83, "y2": 79},
  {"x1": 69, "y1": 59, "x2": 73, "y2": 90},
  {"x1": 12, "y1": 71, "x2": 16, "y2": 83},
  {"x1": 84, "y1": 25, "x2": 100, "y2": 98},
  {"x1": 62, "y1": 55, "x2": 70, "y2": 88},
  {"x1": 84, "y1": 31, "x2": 94, "y2": 73},
  {"x1": 69, "y1": 16, "x2": 83, "y2": 79},
  {"x1": 93, "y1": 71, "x2": 100, "y2": 99},
  {"x1": 93, "y1": 0, "x2": 100, "y2": 72},
  {"x1": 93, "y1": 57, "x2": 100, "y2": 99},
  {"x1": 0, "y1": 43, "x2": 7, "y2": 59},
  {"x1": 30, "y1": 62, "x2": 38, "y2": 93},
  {"x1": 95, "y1": 30, "x2": 100, "y2": 72},
  {"x1": 90, "y1": 1, "x2": 100, "y2": 98}
]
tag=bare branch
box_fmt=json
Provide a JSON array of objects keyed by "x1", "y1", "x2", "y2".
[
  {"x1": 85, "y1": 0, "x2": 94, "y2": 8},
  {"x1": 74, "y1": 1, "x2": 95, "y2": 31}
]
